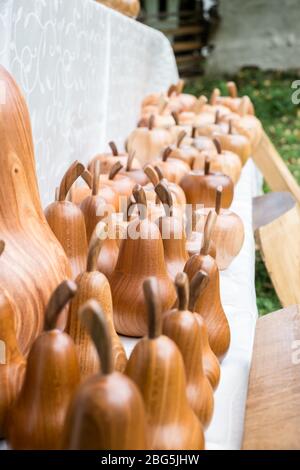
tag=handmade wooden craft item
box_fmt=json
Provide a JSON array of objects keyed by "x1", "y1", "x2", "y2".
[
  {"x1": 211, "y1": 82, "x2": 254, "y2": 115},
  {"x1": 126, "y1": 278, "x2": 204, "y2": 450},
  {"x1": 88, "y1": 141, "x2": 140, "y2": 175},
  {"x1": 166, "y1": 130, "x2": 199, "y2": 167},
  {"x1": 45, "y1": 161, "x2": 88, "y2": 279},
  {"x1": 66, "y1": 225, "x2": 127, "y2": 377},
  {"x1": 121, "y1": 152, "x2": 149, "y2": 186},
  {"x1": 7, "y1": 281, "x2": 80, "y2": 449},
  {"x1": 162, "y1": 272, "x2": 214, "y2": 427},
  {"x1": 63, "y1": 299, "x2": 147, "y2": 450},
  {"x1": 110, "y1": 185, "x2": 176, "y2": 336},
  {"x1": 184, "y1": 210, "x2": 231, "y2": 358},
  {"x1": 155, "y1": 147, "x2": 190, "y2": 184},
  {"x1": 213, "y1": 121, "x2": 251, "y2": 166},
  {"x1": 0, "y1": 66, "x2": 71, "y2": 354},
  {"x1": 68, "y1": 169, "x2": 93, "y2": 206}
]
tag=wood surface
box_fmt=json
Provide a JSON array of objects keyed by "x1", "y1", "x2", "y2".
[
  {"x1": 0, "y1": 65, "x2": 71, "y2": 354},
  {"x1": 125, "y1": 278, "x2": 205, "y2": 450},
  {"x1": 243, "y1": 305, "x2": 300, "y2": 450},
  {"x1": 256, "y1": 204, "x2": 300, "y2": 307},
  {"x1": 252, "y1": 191, "x2": 295, "y2": 231},
  {"x1": 7, "y1": 281, "x2": 80, "y2": 450},
  {"x1": 63, "y1": 299, "x2": 147, "y2": 450},
  {"x1": 252, "y1": 130, "x2": 300, "y2": 205}
]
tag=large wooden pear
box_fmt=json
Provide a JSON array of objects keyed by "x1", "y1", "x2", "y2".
[{"x1": 0, "y1": 66, "x2": 71, "y2": 354}]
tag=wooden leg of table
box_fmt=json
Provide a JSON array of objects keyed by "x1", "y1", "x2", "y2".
[{"x1": 242, "y1": 305, "x2": 300, "y2": 450}]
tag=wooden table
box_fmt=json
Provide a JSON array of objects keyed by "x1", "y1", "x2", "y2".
[{"x1": 243, "y1": 305, "x2": 300, "y2": 449}]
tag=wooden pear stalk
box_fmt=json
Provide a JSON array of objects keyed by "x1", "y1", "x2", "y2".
[
  {"x1": 126, "y1": 278, "x2": 204, "y2": 450},
  {"x1": 184, "y1": 210, "x2": 230, "y2": 358},
  {"x1": 0, "y1": 66, "x2": 71, "y2": 354},
  {"x1": 45, "y1": 161, "x2": 88, "y2": 279},
  {"x1": 66, "y1": 224, "x2": 127, "y2": 377},
  {"x1": 69, "y1": 169, "x2": 93, "y2": 206},
  {"x1": 0, "y1": 242, "x2": 26, "y2": 438},
  {"x1": 110, "y1": 185, "x2": 176, "y2": 337},
  {"x1": 7, "y1": 281, "x2": 80, "y2": 449},
  {"x1": 162, "y1": 272, "x2": 214, "y2": 427},
  {"x1": 63, "y1": 300, "x2": 147, "y2": 450},
  {"x1": 189, "y1": 271, "x2": 220, "y2": 390},
  {"x1": 155, "y1": 181, "x2": 188, "y2": 280}
]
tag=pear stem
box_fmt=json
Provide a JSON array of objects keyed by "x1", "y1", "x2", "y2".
[
  {"x1": 227, "y1": 81, "x2": 238, "y2": 98},
  {"x1": 126, "y1": 152, "x2": 135, "y2": 172},
  {"x1": 177, "y1": 130, "x2": 186, "y2": 148},
  {"x1": 191, "y1": 126, "x2": 197, "y2": 139},
  {"x1": 204, "y1": 157, "x2": 210, "y2": 175},
  {"x1": 167, "y1": 84, "x2": 177, "y2": 97},
  {"x1": 0, "y1": 240, "x2": 5, "y2": 257},
  {"x1": 175, "y1": 272, "x2": 189, "y2": 311},
  {"x1": 92, "y1": 160, "x2": 101, "y2": 195},
  {"x1": 228, "y1": 120, "x2": 233, "y2": 135},
  {"x1": 44, "y1": 281, "x2": 77, "y2": 331},
  {"x1": 201, "y1": 210, "x2": 217, "y2": 256},
  {"x1": 148, "y1": 115, "x2": 155, "y2": 130},
  {"x1": 143, "y1": 278, "x2": 162, "y2": 339},
  {"x1": 132, "y1": 184, "x2": 147, "y2": 220},
  {"x1": 144, "y1": 165, "x2": 159, "y2": 186},
  {"x1": 162, "y1": 147, "x2": 172, "y2": 162},
  {"x1": 58, "y1": 161, "x2": 85, "y2": 202},
  {"x1": 82, "y1": 169, "x2": 93, "y2": 189},
  {"x1": 215, "y1": 186, "x2": 223, "y2": 215},
  {"x1": 215, "y1": 110, "x2": 220, "y2": 124},
  {"x1": 171, "y1": 111, "x2": 179, "y2": 125},
  {"x1": 109, "y1": 141, "x2": 119, "y2": 156},
  {"x1": 79, "y1": 299, "x2": 113, "y2": 375},
  {"x1": 109, "y1": 161, "x2": 123, "y2": 180},
  {"x1": 213, "y1": 138, "x2": 222, "y2": 155},
  {"x1": 188, "y1": 271, "x2": 209, "y2": 312},
  {"x1": 154, "y1": 165, "x2": 164, "y2": 181},
  {"x1": 155, "y1": 181, "x2": 173, "y2": 217}
]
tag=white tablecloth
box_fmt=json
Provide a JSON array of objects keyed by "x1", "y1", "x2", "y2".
[
  {"x1": 0, "y1": 0, "x2": 178, "y2": 206},
  {"x1": 0, "y1": 0, "x2": 260, "y2": 451}
]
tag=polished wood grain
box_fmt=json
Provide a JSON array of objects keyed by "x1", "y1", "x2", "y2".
[
  {"x1": 66, "y1": 226, "x2": 127, "y2": 377},
  {"x1": 7, "y1": 281, "x2": 80, "y2": 450},
  {"x1": 69, "y1": 169, "x2": 93, "y2": 206},
  {"x1": 0, "y1": 66, "x2": 71, "y2": 354},
  {"x1": 154, "y1": 165, "x2": 187, "y2": 207},
  {"x1": 212, "y1": 125, "x2": 251, "y2": 167},
  {"x1": 126, "y1": 278, "x2": 204, "y2": 450},
  {"x1": 243, "y1": 305, "x2": 300, "y2": 450},
  {"x1": 210, "y1": 138, "x2": 242, "y2": 183},
  {"x1": 63, "y1": 300, "x2": 147, "y2": 450},
  {"x1": 45, "y1": 161, "x2": 88, "y2": 280},
  {"x1": 252, "y1": 191, "x2": 295, "y2": 231},
  {"x1": 110, "y1": 186, "x2": 176, "y2": 336},
  {"x1": 155, "y1": 181, "x2": 188, "y2": 280},
  {"x1": 88, "y1": 140, "x2": 140, "y2": 175},
  {"x1": 154, "y1": 147, "x2": 190, "y2": 184},
  {"x1": 184, "y1": 211, "x2": 231, "y2": 358},
  {"x1": 163, "y1": 273, "x2": 214, "y2": 427},
  {"x1": 167, "y1": 131, "x2": 199, "y2": 167}
]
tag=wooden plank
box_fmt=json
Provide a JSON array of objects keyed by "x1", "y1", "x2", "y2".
[
  {"x1": 243, "y1": 305, "x2": 300, "y2": 450},
  {"x1": 256, "y1": 204, "x2": 300, "y2": 307},
  {"x1": 252, "y1": 191, "x2": 295, "y2": 231},
  {"x1": 173, "y1": 40, "x2": 202, "y2": 53},
  {"x1": 252, "y1": 130, "x2": 300, "y2": 205}
]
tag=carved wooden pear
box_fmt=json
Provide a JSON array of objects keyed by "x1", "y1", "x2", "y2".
[
  {"x1": 155, "y1": 182, "x2": 188, "y2": 280},
  {"x1": 126, "y1": 278, "x2": 204, "y2": 449},
  {"x1": 162, "y1": 272, "x2": 214, "y2": 427},
  {"x1": 189, "y1": 271, "x2": 220, "y2": 390},
  {"x1": 63, "y1": 300, "x2": 147, "y2": 450},
  {"x1": 184, "y1": 210, "x2": 231, "y2": 358},
  {"x1": 69, "y1": 169, "x2": 93, "y2": 206},
  {"x1": 88, "y1": 141, "x2": 141, "y2": 175},
  {"x1": 110, "y1": 185, "x2": 176, "y2": 337},
  {"x1": 66, "y1": 225, "x2": 127, "y2": 377},
  {"x1": 155, "y1": 146, "x2": 190, "y2": 184},
  {"x1": 7, "y1": 281, "x2": 80, "y2": 449},
  {"x1": 45, "y1": 161, "x2": 88, "y2": 279},
  {"x1": 0, "y1": 242, "x2": 26, "y2": 438},
  {"x1": 0, "y1": 66, "x2": 71, "y2": 354}
]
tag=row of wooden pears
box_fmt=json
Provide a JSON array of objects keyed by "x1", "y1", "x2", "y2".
[{"x1": 1, "y1": 265, "x2": 221, "y2": 449}]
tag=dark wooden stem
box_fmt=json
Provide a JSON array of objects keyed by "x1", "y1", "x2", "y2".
[
  {"x1": 201, "y1": 210, "x2": 217, "y2": 255},
  {"x1": 171, "y1": 111, "x2": 179, "y2": 125},
  {"x1": 228, "y1": 120, "x2": 233, "y2": 135},
  {"x1": 132, "y1": 184, "x2": 147, "y2": 220},
  {"x1": 143, "y1": 278, "x2": 162, "y2": 339},
  {"x1": 215, "y1": 110, "x2": 220, "y2": 124},
  {"x1": 213, "y1": 138, "x2": 222, "y2": 155},
  {"x1": 175, "y1": 272, "x2": 189, "y2": 311},
  {"x1": 215, "y1": 186, "x2": 223, "y2": 215},
  {"x1": 109, "y1": 161, "x2": 123, "y2": 180},
  {"x1": 126, "y1": 152, "x2": 135, "y2": 172},
  {"x1": 191, "y1": 126, "x2": 197, "y2": 139},
  {"x1": 204, "y1": 157, "x2": 211, "y2": 175},
  {"x1": 155, "y1": 181, "x2": 173, "y2": 217},
  {"x1": 79, "y1": 299, "x2": 113, "y2": 375},
  {"x1": 188, "y1": 271, "x2": 209, "y2": 312},
  {"x1": 0, "y1": 240, "x2": 5, "y2": 257},
  {"x1": 167, "y1": 84, "x2": 177, "y2": 97},
  {"x1": 148, "y1": 115, "x2": 155, "y2": 130},
  {"x1": 227, "y1": 81, "x2": 238, "y2": 98},
  {"x1": 82, "y1": 169, "x2": 93, "y2": 189},
  {"x1": 58, "y1": 161, "x2": 85, "y2": 201},
  {"x1": 44, "y1": 281, "x2": 77, "y2": 331},
  {"x1": 109, "y1": 141, "x2": 119, "y2": 156},
  {"x1": 154, "y1": 165, "x2": 164, "y2": 181},
  {"x1": 92, "y1": 160, "x2": 101, "y2": 195},
  {"x1": 162, "y1": 147, "x2": 172, "y2": 162},
  {"x1": 144, "y1": 165, "x2": 159, "y2": 186}
]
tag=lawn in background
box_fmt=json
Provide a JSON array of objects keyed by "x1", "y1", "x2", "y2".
[{"x1": 186, "y1": 69, "x2": 300, "y2": 315}]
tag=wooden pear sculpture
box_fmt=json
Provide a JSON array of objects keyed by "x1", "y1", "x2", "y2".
[
  {"x1": 69, "y1": 169, "x2": 93, "y2": 206},
  {"x1": 162, "y1": 272, "x2": 214, "y2": 427},
  {"x1": 63, "y1": 300, "x2": 147, "y2": 450},
  {"x1": 184, "y1": 210, "x2": 231, "y2": 358},
  {"x1": 211, "y1": 138, "x2": 242, "y2": 184},
  {"x1": 88, "y1": 141, "x2": 141, "y2": 175},
  {"x1": 167, "y1": 130, "x2": 199, "y2": 167},
  {"x1": 154, "y1": 165, "x2": 187, "y2": 207},
  {"x1": 0, "y1": 66, "x2": 71, "y2": 354},
  {"x1": 126, "y1": 278, "x2": 204, "y2": 450},
  {"x1": 189, "y1": 271, "x2": 220, "y2": 390},
  {"x1": 121, "y1": 152, "x2": 149, "y2": 186},
  {"x1": 45, "y1": 161, "x2": 88, "y2": 279},
  {"x1": 155, "y1": 146, "x2": 190, "y2": 184},
  {"x1": 155, "y1": 182, "x2": 188, "y2": 280},
  {"x1": 213, "y1": 121, "x2": 251, "y2": 166},
  {"x1": 0, "y1": 242, "x2": 26, "y2": 438},
  {"x1": 7, "y1": 281, "x2": 80, "y2": 449},
  {"x1": 66, "y1": 225, "x2": 127, "y2": 377},
  {"x1": 110, "y1": 185, "x2": 176, "y2": 337}
]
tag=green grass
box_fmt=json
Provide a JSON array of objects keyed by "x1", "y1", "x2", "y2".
[{"x1": 185, "y1": 69, "x2": 300, "y2": 315}]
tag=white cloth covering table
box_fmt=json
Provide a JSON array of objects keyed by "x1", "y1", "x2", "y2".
[{"x1": 0, "y1": 0, "x2": 260, "y2": 451}]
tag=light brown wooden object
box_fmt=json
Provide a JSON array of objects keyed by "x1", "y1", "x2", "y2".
[
  {"x1": 243, "y1": 305, "x2": 300, "y2": 450},
  {"x1": 184, "y1": 211, "x2": 231, "y2": 358},
  {"x1": 253, "y1": 130, "x2": 300, "y2": 205},
  {"x1": 110, "y1": 185, "x2": 176, "y2": 337},
  {"x1": 163, "y1": 272, "x2": 214, "y2": 427},
  {"x1": 126, "y1": 278, "x2": 204, "y2": 450},
  {"x1": 66, "y1": 225, "x2": 127, "y2": 377},
  {"x1": 63, "y1": 300, "x2": 147, "y2": 450},
  {"x1": 256, "y1": 203, "x2": 300, "y2": 307},
  {"x1": 45, "y1": 161, "x2": 88, "y2": 280},
  {"x1": 7, "y1": 281, "x2": 80, "y2": 450},
  {"x1": 0, "y1": 66, "x2": 71, "y2": 354}
]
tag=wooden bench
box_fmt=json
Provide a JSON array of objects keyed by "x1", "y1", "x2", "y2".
[{"x1": 243, "y1": 305, "x2": 300, "y2": 449}]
